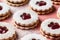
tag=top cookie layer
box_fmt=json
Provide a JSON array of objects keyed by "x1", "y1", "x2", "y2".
[
  {"x1": 41, "y1": 18, "x2": 60, "y2": 34},
  {"x1": 21, "y1": 34, "x2": 47, "y2": 40},
  {"x1": 29, "y1": 0, "x2": 53, "y2": 11},
  {"x1": 0, "y1": 22, "x2": 15, "y2": 39},
  {"x1": 0, "y1": 3, "x2": 10, "y2": 15},
  {"x1": 13, "y1": 9, "x2": 38, "y2": 25}
]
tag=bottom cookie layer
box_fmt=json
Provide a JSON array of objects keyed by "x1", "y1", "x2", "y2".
[
  {"x1": 57, "y1": 13, "x2": 60, "y2": 18},
  {"x1": 6, "y1": 0, "x2": 29, "y2": 7},
  {"x1": 14, "y1": 20, "x2": 40, "y2": 30},
  {"x1": 0, "y1": 10, "x2": 12, "y2": 21},
  {"x1": 31, "y1": 6, "x2": 55, "y2": 15},
  {"x1": 52, "y1": 1, "x2": 60, "y2": 5},
  {"x1": 40, "y1": 29, "x2": 60, "y2": 40}
]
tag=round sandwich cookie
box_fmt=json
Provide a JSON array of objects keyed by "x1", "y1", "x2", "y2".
[
  {"x1": 0, "y1": 3, "x2": 12, "y2": 21},
  {"x1": 52, "y1": 0, "x2": 60, "y2": 5},
  {"x1": 29, "y1": 0, "x2": 55, "y2": 15},
  {"x1": 5, "y1": 0, "x2": 29, "y2": 7},
  {"x1": 13, "y1": 9, "x2": 40, "y2": 30},
  {"x1": 41, "y1": 18, "x2": 60, "y2": 40},
  {"x1": 21, "y1": 33, "x2": 47, "y2": 40},
  {"x1": 0, "y1": 22, "x2": 16, "y2": 40}
]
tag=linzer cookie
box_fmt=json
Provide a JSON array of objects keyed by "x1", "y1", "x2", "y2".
[
  {"x1": 21, "y1": 34, "x2": 47, "y2": 40},
  {"x1": 52, "y1": 0, "x2": 60, "y2": 5},
  {"x1": 40, "y1": 18, "x2": 60, "y2": 40},
  {"x1": 13, "y1": 9, "x2": 40, "y2": 30},
  {"x1": 29, "y1": 0, "x2": 55, "y2": 15},
  {"x1": 0, "y1": 22, "x2": 16, "y2": 40},
  {"x1": 6, "y1": 0, "x2": 29, "y2": 7},
  {"x1": 0, "y1": 3, "x2": 12, "y2": 21}
]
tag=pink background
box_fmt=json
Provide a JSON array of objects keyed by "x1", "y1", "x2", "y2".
[{"x1": 0, "y1": 0, "x2": 60, "y2": 40}]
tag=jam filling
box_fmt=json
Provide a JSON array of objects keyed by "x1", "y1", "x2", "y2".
[
  {"x1": 36, "y1": 1, "x2": 46, "y2": 6},
  {"x1": 48, "y1": 22, "x2": 60, "y2": 29},
  {"x1": 32, "y1": 38, "x2": 36, "y2": 40},
  {"x1": 32, "y1": 38, "x2": 40, "y2": 40},
  {"x1": 0, "y1": 6, "x2": 2, "y2": 10},
  {"x1": 20, "y1": 13, "x2": 31, "y2": 20},
  {"x1": 0, "y1": 26, "x2": 8, "y2": 34}
]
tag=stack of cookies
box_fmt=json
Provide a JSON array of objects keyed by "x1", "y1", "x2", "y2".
[{"x1": 0, "y1": 0, "x2": 60, "y2": 40}]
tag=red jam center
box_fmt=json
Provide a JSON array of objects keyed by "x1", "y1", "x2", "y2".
[
  {"x1": 0, "y1": 6, "x2": 2, "y2": 10},
  {"x1": 48, "y1": 22, "x2": 60, "y2": 29},
  {"x1": 36, "y1": 1, "x2": 46, "y2": 6},
  {"x1": 32, "y1": 38, "x2": 36, "y2": 40},
  {"x1": 20, "y1": 13, "x2": 31, "y2": 20},
  {"x1": 0, "y1": 26, "x2": 8, "y2": 34}
]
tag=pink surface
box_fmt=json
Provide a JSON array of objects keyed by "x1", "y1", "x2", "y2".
[{"x1": 0, "y1": 0, "x2": 60, "y2": 40}]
